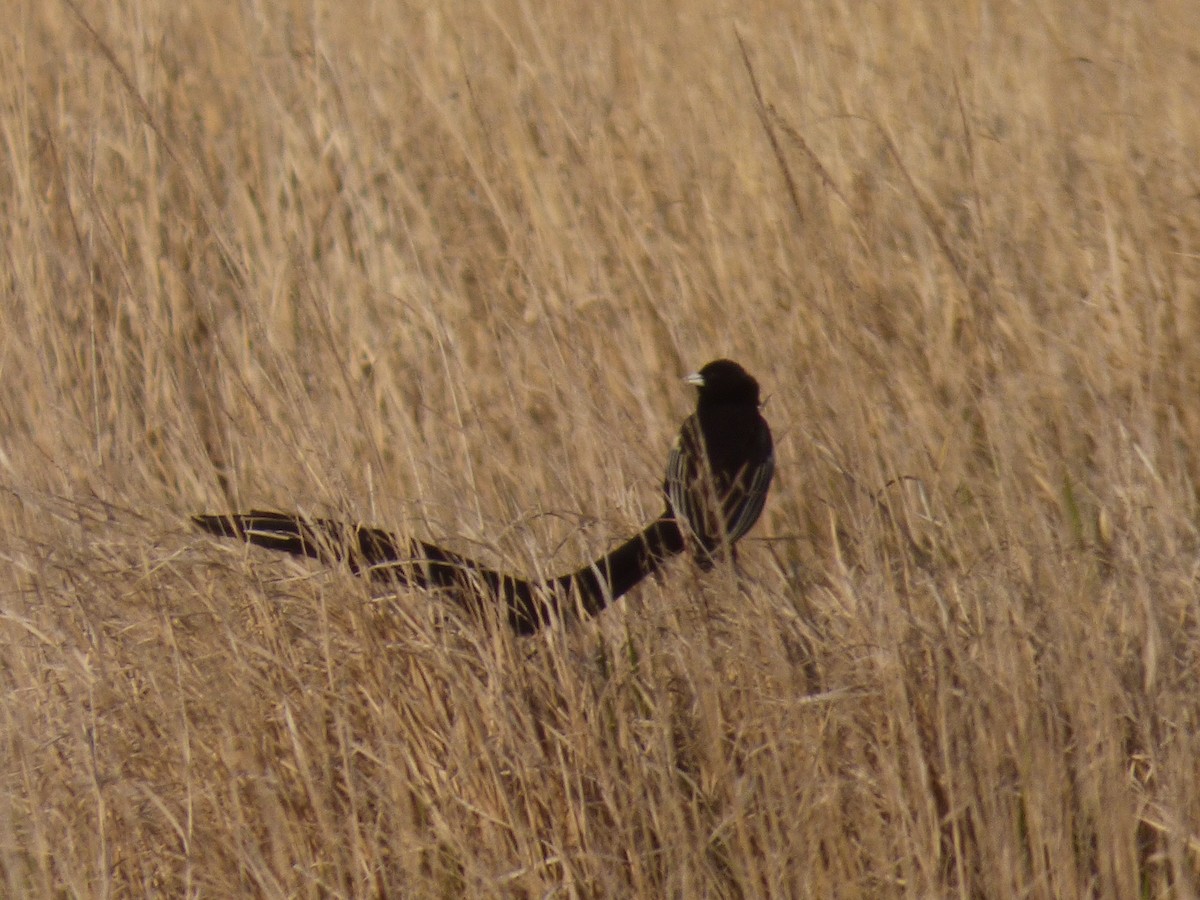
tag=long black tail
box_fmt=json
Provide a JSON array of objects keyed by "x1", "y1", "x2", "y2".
[{"x1": 193, "y1": 510, "x2": 685, "y2": 635}]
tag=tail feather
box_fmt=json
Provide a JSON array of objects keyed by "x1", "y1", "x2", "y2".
[
  {"x1": 193, "y1": 509, "x2": 684, "y2": 634},
  {"x1": 193, "y1": 510, "x2": 407, "y2": 569}
]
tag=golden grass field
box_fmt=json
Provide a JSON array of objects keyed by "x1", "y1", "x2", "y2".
[{"x1": 2, "y1": 0, "x2": 1200, "y2": 895}]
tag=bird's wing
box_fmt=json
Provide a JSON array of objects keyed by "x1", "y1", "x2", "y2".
[
  {"x1": 723, "y1": 451, "x2": 774, "y2": 544},
  {"x1": 665, "y1": 425, "x2": 713, "y2": 539}
]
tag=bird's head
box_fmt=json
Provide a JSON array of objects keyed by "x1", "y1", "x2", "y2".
[{"x1": 685, "y1": 359, "x2": 761, "y2": 407}]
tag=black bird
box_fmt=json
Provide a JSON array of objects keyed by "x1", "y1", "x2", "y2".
[
  {"x1": 193, "y1": 360, "x2": 771, "y2": 632},
  {"x1": 664, "y1": 359, "x2": 774, "y2": 570}
]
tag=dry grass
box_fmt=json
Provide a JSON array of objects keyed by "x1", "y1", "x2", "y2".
[{"x1": 2, "y1": 0, "x2": 1200, "y2": 895}]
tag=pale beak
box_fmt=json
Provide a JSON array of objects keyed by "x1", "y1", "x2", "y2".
[{"x1": 683, "y1": 372, "x2": 705, "y2": 387}]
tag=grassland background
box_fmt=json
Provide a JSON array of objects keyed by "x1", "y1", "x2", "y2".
[{"x1": 2, "y1": 0, "x2": 1199, "y2": 896}]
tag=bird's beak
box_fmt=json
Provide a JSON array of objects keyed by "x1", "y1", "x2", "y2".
[{"x1": 683, "y1": 372, "x2": 705, "y2": 387}]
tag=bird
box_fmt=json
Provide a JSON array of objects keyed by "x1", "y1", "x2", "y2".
[
  {"x1": 664, "y1": 359, "x2": 774, "y2": 570},
  {"x1": 193, "y1": 359, "x2": 771, "y2": 632}
]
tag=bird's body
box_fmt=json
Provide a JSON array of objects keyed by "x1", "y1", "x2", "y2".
[{"x1": 665, "y1": 359, "x2": 774, "y2": 569}]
